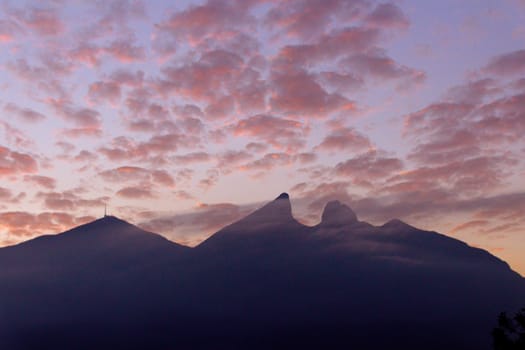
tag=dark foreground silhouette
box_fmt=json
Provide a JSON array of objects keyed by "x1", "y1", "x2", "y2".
[
  {"x1": 493, "y1": 308, "x2": 525, "y2": 349},
  {"x1": 1, "y1": 193, "x2": 524, "y2": 350}
]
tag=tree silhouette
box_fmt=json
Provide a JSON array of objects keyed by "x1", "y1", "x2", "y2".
[{"x1": 493, "y1": 308, "x2": 525, "y2": 349}]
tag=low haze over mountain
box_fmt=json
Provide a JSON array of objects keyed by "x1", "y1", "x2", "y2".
[{"x1": 1, "y1": 193, "x2": 523, "y2": 350}]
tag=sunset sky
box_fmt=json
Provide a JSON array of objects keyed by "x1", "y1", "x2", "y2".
[{"x1": 0, "y1": 0, "x2": 524, "y2": 274}]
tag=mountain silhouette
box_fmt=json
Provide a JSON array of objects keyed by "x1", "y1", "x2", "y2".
[
  {"x1": 0, "y1": 194, "x2": 523, "y2": 350},
  {"x1": 321, "y1": 200, "x2": 358, "y2": 226},
  {"x1": 197, "y1": 193, "x2": 307, "y2": 253}
]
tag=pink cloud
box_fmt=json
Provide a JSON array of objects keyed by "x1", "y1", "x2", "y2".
[
  {"x1": 481, "y1": 223, "x2": 522, "y2": 235},
  {"x1": 73, "y1": 150, "x2": 98, "y2": 163},
  {"x1": 99, "y1": 166, "x2": 150, "y2": 182},
  {"x1": 88, "y1": 81, "x2": 122, "y2": 105},
  {"x1": 99, "y1": 166, "x2": 175, "y2": 188},
  {"x1": 316, "y1": 127, "x2": 372, "y2": 152},
  {"x1": 0, "y1": 19, "x2": 22, "y2": 42},
  {"x1": 0, "y1": 187, "x2": 12, "y2": 200},
  {"x1": 199, "y1": 169, "x2": 219, "y2": 189},
  {"x1": 55, "y1": 141, "x2": 75, "y2": 154},
  {"x1": 159, "y1": 49, "x2": 244, "y2": 102},
  {"x1": 100, "y1": 131, "x2": 200, "y2": 164},
  {"x1": 105, "y1": 39, "x2": 146, "y2": 63},
  {"x1": 39, "y1": 53, "x2": 74, "y2": 76},
  {"x1": 232, "y1": 114, "x2": 310, "y2": 151},
  {"x1": 35, "y1": 191, "x2": 108, "y2": 212},
  {"x1": 208, "y1": 30, "x2": 261, "y2": 57},
  {"x1": 117, "y1": 186, "x2": 155, "y2": 199},
  {"x1": 61, "y1": 127, "x2": 103, "y2": 139},
  {"x1": 178, "y1": 116, "x2": 205, "y2": 134},
  {"x1": 175, "y1": 168, "x2": 194, "y2": 183},
  {"x1": 207, "y1": 128, "x2": 228, "y2": 144},
  {"x1": 0, "y1": 146, "x2": 38, "y2": 176},
  {"x1": 365, "y1": 2, "x2": 409, "y2": 29},
  {"x1": 475, "y1": 93, "x2": 525, "y2": 141},
  {"x1": 69, "y1": 44, "x2": 103, "y2": 66},
  {"x1": 270, "y1": 70, "x2": 356, "y2": 117},
  {"x1": 404, "y1": 77, "x2": 525, "y2": 163},
  {"x1": 450, "y1": 220, "x2": 490, "y2": 234},
  {"x1": 407, "y1": 129, "x2": 480, "y2": 164},
  {"x1": 109, "y1": 69, "x2": 144, "y2": 87},
  {"x1": 151, "y1": 31, "x2": 177, "y2": 60},
  {"x1": 246, "y1": 142, "x2": 268, "y2": 153},
  {"x1": 0, "y1": 187, "x2": 23, "y2": 205},
  {"x1": 335, "y1": 150, "x2": 404, "y2": 183},
  {"x1": 146, "y1": 103, "x2": 170, "y2": 120},
  {"x1": 47, "y1": 99, "x2": 101, "y2": 127},
  {"x1": 70, "y1": 40, "x2": 146, "y2": 67},
  {"x1": 4, "y1": 103, "x2": 46, "y2": 123},
  {"x1": 143, "y1": 133, "x2": 198, "y2": 153},
  {"x1": 11, "y1": 7, "x2": 64, "y2": 36},
  {"x1": 99, "y1": 137, "x2": 136, "y2": 161},
  {"x1": 403, "y1": 102, "x2": 474, "y2": 137},
  {"x1": 24, "y1": 175, "x2": 56, "y2": 189},
  {"x1": 152, "y1": 170, "x2": 175, "y2": 187},
  {"x1": 173, "y1": 104, "x2": 205, "y2": 119},
  {"x1": 484, "y1": 49, "x2": 525, "y2": 76},
  {"x1": 264, "y1": 0, "x2": 370, "y2": 39},
  {"x1": 6, "y1": 58, "x2": 48, "y2": 81},
  {"x1": 0, "y1": 121, "x2": 34, "y2": 148},
  {"x1": 389, "y1": 53, "x2": 525, "y2": 229},
  {"x1": 126, "y1": 119, "x2": 156, "y2": 133},
  {"x1": 174, "y1": 152, "x2": 211, "y2": 164},
  {"x1": 341, "y1": 51, "x2": 426, "y2": 88},
  {"x1": 513, "y1": 78, "x2": 525, "y2": 91},
  {"x1": 0, "y1": 212, "x2": 36, "y2": 236},
  {"x1": 231, "y1": 74, "x2": 267, "y2": 113},
  {"x1": 318, "y1": 71, "x2": 363, "y2": 92},
  {"x1": 240, "y1": 152, "x2": 294, "y2": 172},
  {"x1": 444, "y1": 78, "x2": 500, "y2": 104},
  {"x1": 0, "y1": 211, "x2": 95, "y2": 238},
  {"x1": 295, "y1": 152, "x2": 317, "y2": 164},
  {"x1": 156, "y1": 0, "x2": 255, "y2": 45},
  {"x1": 386, "y1": 156, "x2": 516, "y2": 196},
  {"x1": 88, "y1": 0, "x2": 146, "y2": 38},
  {"x1": 275, "y1": 27, "x2": 379, "y2": 66},
  {"x1": 216, "y1": 150, "x2": 253, "y2": 169},
  {"x1": 43, "y1": 197, "x2": 75, "y2": 211},
  {"x1": 204, "y1": 95, "x2": 234, "y2": 119},
  {"x1": 5, "y1": 58, "x2": 72, "y2": 101}
]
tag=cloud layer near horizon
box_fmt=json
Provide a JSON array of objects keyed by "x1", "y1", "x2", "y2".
[{"x1": 0, "y1": 0, "x2": 524, "y2": 273}]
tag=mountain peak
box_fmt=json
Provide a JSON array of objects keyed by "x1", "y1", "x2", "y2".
[
  {"x1": 276, "y1": 192, "x2": 289, "y2": 200},
  {"x1": 70, "y1": 215, "x2": 135, "y2": 233},
  {"x1": 321, "y1": 200, "x2": 358, "y2": 227},
  {"x1": 244, "y1": 192, "x2": 292, "y2": 224},
  {"x1": 196, "y1": 193, "x2": 300, "y2": 249},
  {"x1": 59, "y1": 215, "x2": 178, "y2": 245}
]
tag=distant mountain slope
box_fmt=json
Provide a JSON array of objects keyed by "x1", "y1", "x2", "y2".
[
  {"x1": 0, "y1": 194, "x2": 523, "y2": 350},
  {"x1": 0, "y1": 215, "x2": 188, "y2": 264}
]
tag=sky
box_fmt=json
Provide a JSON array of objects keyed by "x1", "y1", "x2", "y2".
[{"x1": 0, "y1": 0, "x2": 524, "y2": 275}]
